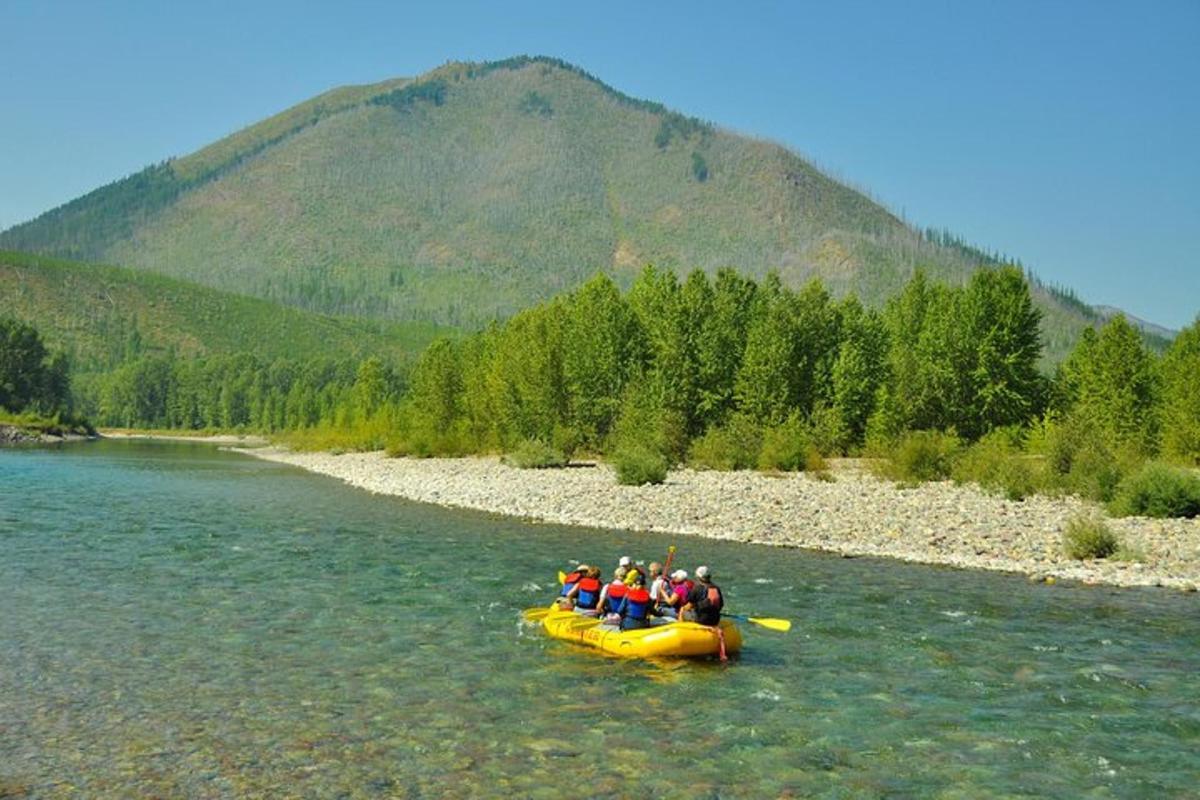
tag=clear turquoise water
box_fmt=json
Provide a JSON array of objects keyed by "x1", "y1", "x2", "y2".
[{"x1": 1, "y1": 441, "x2": 1198, "y2": 798}]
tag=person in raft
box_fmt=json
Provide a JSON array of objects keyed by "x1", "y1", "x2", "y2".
[
  {"x1": 617, "y1": 571, "x2": 653, "y2": 630},
  {"x1": 656, "y1": 570, "x2": 690, "y2": 617},
  {"x1": 621, "y1": 555, "x2": 648, "y2": 581},
  {"x1": 597, "y1": 567, "x2": 630, "y2": 618},
  {"x1": 679, "y1": 565, "x2": 724, "y2": 626},
  {"x1": 559, "y1": 564, "x2": 588, "y2": 600},
  {"x1": 560, "y1": 566, "x2": 603, "y2": 614}
]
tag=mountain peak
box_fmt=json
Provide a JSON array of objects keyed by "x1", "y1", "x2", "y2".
[{"x1": 0, "y1": 55, "x2": 1113, "y2": 360}]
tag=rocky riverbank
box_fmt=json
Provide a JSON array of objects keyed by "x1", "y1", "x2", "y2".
[
  {"x1": 0, "y1": 423, "x2": 95, "y2": 445},
  {"x1": 240, "y1": 448, "x2": 1200, "y2": 590},
  {"x1": 100, "y1": 430, "x2": 269, "y2": 445}
]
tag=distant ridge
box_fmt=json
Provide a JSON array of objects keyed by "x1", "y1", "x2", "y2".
[
  {"x1": 1094, "y1": 306, "x2": 1176, "y2": 345},
  {"x1": 0, "y1": 251, "x2": 445, "y2": 370},
  {"x1": 0, "y1": 55, "x2": 1141, "y2": 361}
]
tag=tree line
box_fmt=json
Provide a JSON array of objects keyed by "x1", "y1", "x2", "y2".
[
  {"x1": 9, "y1": 265, "x2": 1198, "y2": 478},
  {"x1": 74, "y1": 355, "x2": 402, "y2": 433},
  {"x1": 386, "y1": 265, "x2": 1198, "y2": 470}
]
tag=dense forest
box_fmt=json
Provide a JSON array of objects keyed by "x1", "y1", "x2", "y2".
[
  {"x1": 76, "y1": 355, "x2": 400, "y2": 434},
  {"x1": 14, "y1": 262, "x2": 1198, "y2": 514}
]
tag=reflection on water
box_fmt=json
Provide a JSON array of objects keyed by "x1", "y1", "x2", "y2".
[{"x1": 1, "y1": 441, "x2": 1198, "y2": 797}]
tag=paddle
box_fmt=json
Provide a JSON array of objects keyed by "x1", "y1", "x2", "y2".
[
  {"x1": 722, "y1": 613, "x2": 791, "y2": 632},
  {"x1": 661, "y1": 544, "x2": 677, "y2": 578}
]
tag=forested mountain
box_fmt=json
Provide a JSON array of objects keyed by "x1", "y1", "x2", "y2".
[
  {"x1": 0, "y1": 56, "x2": 1117, "y2": 361},
  {"x1": 0, "y1": 251, "x2": 446, "y2": 371}
]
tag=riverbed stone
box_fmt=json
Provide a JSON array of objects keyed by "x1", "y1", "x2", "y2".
[{"x1": 238, "y1": 449, "x2": 1200, "y2": 591}]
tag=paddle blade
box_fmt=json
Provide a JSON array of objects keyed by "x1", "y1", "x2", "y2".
[
  {"x1": 558, "y1": 570, "x2": 566, "y2": 585},
  {"x1": 523, "y1": 607, "x2": 554, "y2": 622},
  {"x1": 747, "y1": 616, "x2": 791, "y2": 632}
]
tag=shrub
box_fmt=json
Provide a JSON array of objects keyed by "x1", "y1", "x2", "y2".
[
  {"x1": 807, "y1": 403, "x2": 849, "y2": 457},
  {"x1": 952, "y1": 432, "x2": 1040, "y2": 501},
  {"x1": 551, "y1": 423, "x2": 582, "y2": 459},
  {"x1": 877, "y1": 430, "x2": 961, "y2": 483},
  {"x1": 503, "y1": 438, "x2": 568, "y2": 469},
  {"x1": 1038, "y1": 416, "x2": 1135, "y2": 503},
  {"x1": 384, "y1": 415, "x2": 472, "y2": 458},
  {"x1": 689, "y1": 414, "x2": 762, "y2": 471},
  {"x1": 609, "y1": 382, "x2": 689, "y2": 464},
  {"x1": 1109, "y1": 462, "x2": 1200, "y2": 518},
  {"x1": 758, "y1": 414, "x2": 809, "y2": 471},
  {"x1": 613, "y1": 444, "x2": 668, "y2": 486},
  {"x1": 1063, "y1": 514, "x2": 1119, "y2": 559}
]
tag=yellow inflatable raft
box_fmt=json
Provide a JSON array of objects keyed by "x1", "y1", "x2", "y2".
[{"x1": 537, "y1": 607, "x2": 742, "y2": 659}]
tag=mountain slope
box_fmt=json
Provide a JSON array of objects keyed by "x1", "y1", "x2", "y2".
[
  {"x1": 0, "y1": 251, "x2": 445, "y2": 370},
  {"x1": 0, "y1": 56, "x2": 1102, "y2": 357}
]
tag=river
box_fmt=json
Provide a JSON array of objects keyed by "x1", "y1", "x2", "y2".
[{"x1": 2, "y1": 441, "x2": 1197, "y2": 797}]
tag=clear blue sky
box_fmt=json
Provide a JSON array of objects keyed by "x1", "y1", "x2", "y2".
[{"x1": 3, "y1": 0, "x2": 1197, "y2": 327}]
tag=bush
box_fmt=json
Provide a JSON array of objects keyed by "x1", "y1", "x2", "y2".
[
  {"x1": 952, "y1": 432, "x2": 1040, "y2": 501},
  {"x1": 689, "y1": 414, "x2": 762, "y2": 471},
  {"x1": 1109, "y1": 462, "x2": 1200, "y2": 518},
  {"x1": 1038, "y1": 416, "x2": 1135, "y2": 503},
  {"x1": 609, "y1": 382, "x2": 689, "y2": 464},
  {"x1": 503, "y1": 438, "x2": 568, "y2": 469},
  {"x1": 877, "y1": 430, "x2": 960, "y2": 483},
  {"x1": 613, "y1": 444, "x2": 668, "y2": 486},
  {"x1": 758, "y1": 414, "x2": 809, "y2": 471},
  {"x1": 1063, "y1": 514, "x2": 1119, "y2": 559},
  {"x1": 384, "y1": 413, "x2": 472, "y2": 458},
  {"x1": 807, "y1": 403, "x2": 849, "y2": 457}
]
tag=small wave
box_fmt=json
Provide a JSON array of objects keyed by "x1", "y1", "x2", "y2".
[
  {"x1": 753, "y1": 578, "x2": 774, "y2": 584},
  {"x1": 751, "y1": 690, "x2": 781, "y2": 702},
  {"x1": 1032, "y1": 644, "x2": 1060, "y2": 652},
  {"x1": 940, "y1": 610, "x2": 967, "y2": 618},
  {"x1": 522, "y1": 582, "x2": 542, "y2": 593}
]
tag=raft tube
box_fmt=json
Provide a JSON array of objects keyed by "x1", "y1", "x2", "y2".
[{"x1": 538, "y1": 607, "x2": 742, "y2": 659}]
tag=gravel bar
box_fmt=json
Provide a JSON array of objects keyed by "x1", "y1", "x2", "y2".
[{"x1": 239, "y1": 448, "x2": 1200, "y2": 591}]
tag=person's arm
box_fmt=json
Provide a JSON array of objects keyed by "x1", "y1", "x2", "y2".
[{"x1": 678, "y1": 584, "x2": 702, "y2": 620}]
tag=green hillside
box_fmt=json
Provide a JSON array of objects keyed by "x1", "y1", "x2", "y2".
[
  {"x1": 0, "y1": 56, "x2": 1106, "y2": 358},
  {"x1": 0, "y1": 251, "x2": 445, "y2": 370}
]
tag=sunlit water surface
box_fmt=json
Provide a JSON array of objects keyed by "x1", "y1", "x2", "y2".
[{"x1": 1, "y1": 441, "x2": 1198, "y2": 798}]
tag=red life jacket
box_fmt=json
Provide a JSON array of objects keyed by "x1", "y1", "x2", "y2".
[
  {"x1": 575, "y1": 577, "x2": 601, "y2": 608},
  {"x1": 624, "y1": 587, "x2": 651, "y2": 620},
  {"x1": 560, "y1": 570, "x2": 584, "y2": 597}
]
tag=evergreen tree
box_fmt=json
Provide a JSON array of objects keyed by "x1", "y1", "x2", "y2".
[
  {"x1": 561, "y1": 274, "x2": 645, "y2": 444},
  {"x1": 1159, "y1": 316, "x2": 1200, "y2": 464},
  {"x1": 735, "y1": 273, "x2": 797, "y2": 424},
  {"x1": 959, "y1": 266, "x2": 1044, "y2": 438},
  {"x1": 832, "y1": 297, "x2": 889, "y2": 448},
  {"x1": 628, "y1": 266, "x2": 701, "y2": 433},
  {"x1": 407, "y1": 338, "x2": 464, "y2": 433},
  {"x1": 1058, "y1": 315, "x2": 1159, "y2": 454},
  {"x1": 695, "y1": 268, "x2": 756, "y2": 429},
  {"x1": 0, "y1": 317, "x2": 72, "y2": 414}
]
